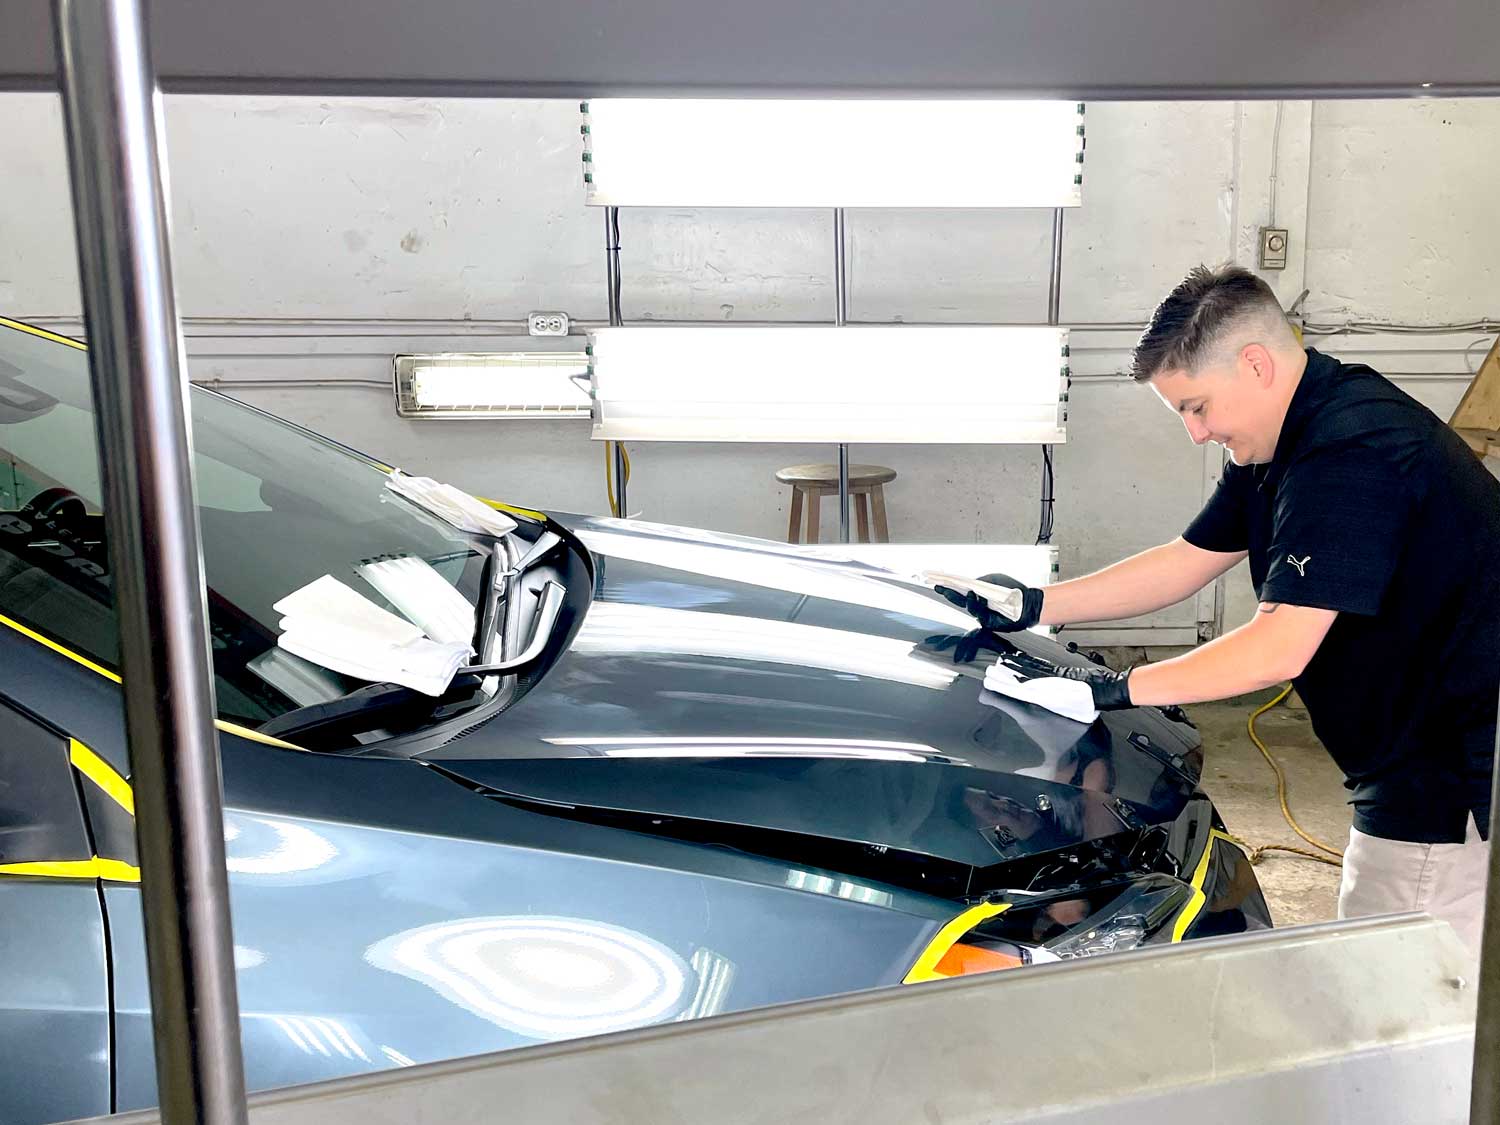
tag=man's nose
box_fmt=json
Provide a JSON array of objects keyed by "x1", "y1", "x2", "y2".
[{"x1": 1182, "y1": 414, "x2": 1211, "y2": 444}]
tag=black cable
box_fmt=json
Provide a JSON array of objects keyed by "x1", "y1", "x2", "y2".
[{"x1": 1036, "y1": 444, "x2": 1055, "y2": 544}]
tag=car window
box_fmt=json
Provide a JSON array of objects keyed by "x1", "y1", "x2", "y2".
[{"x1": 0, "y1": 321, "x2": 488, "y2": 726}]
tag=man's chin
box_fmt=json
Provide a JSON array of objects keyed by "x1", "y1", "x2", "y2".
[{"x1": 1227, "y1": 446, "x2": 1268, "y2": 466}]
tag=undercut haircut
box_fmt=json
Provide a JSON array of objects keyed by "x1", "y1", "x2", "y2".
[{"x1": 1131, "y1": 264, "x2": 1289, "y2": 383}]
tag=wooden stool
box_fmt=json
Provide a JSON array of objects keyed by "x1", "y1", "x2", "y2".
[{"x1": 776, "y1": 462, "x2": 895, "y2": 544}]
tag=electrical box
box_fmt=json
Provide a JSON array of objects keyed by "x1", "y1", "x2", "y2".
[
  {"x1": 527, "y1": 311, "x2": 571, "y2": 336},
  {"x1": 1259, "y1": 228, "x2": 1289, "y2": 270}
]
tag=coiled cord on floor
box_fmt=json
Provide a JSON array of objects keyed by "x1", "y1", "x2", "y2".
[{"x1": 1222, "y1": 684, "x2": 1345, "y2": 869}]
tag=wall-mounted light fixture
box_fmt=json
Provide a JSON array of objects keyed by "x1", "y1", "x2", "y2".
[
  {"x1": 582, "y1": 100, "x2": 1085, "y2": 208},
  {"x1": 394, "y1": 349, "x2": 591, "y2": 419}
]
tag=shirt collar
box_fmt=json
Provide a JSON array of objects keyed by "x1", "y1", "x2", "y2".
[{"x1": 1260, "y1": 347, "x2": 1337, "y2": 487}]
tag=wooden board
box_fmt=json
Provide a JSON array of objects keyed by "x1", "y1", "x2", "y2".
[{"x1": 1450, "y1": 335, "x2": 1500, "y2": 458}]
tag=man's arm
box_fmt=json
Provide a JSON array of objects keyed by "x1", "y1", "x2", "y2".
[
  {"x1": 1038, "y1": 537, "x2": 1246, "y2": 626},
  {"x1": 1126, "y1": 602, "x2": 1336, "y2": 707}
]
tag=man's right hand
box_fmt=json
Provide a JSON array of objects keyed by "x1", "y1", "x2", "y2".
[{"x1": 934, "y1": 572, "x2": 1044, "y2": 633}]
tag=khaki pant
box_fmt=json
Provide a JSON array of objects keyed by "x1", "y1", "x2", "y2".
[{"x1": 1337, "y1": 814, "x2": 1489, "y2": 961}]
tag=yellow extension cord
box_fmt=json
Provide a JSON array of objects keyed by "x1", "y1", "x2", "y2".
[
  {"x1": 604, "y1": 440, "x2": 632, "y2": 517},
  {"x1": 1223, "y1": 684, "x2": 1346, "y2": 868}
]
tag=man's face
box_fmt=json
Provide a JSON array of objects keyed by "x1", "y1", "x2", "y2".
[{"x1": 1149, "y1": 351, "x2": 1276, "y2": 465}]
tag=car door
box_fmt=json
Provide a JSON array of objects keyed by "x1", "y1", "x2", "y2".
[{"x1": 0, "y1": 695, "x2": 113, "y2": 1124}]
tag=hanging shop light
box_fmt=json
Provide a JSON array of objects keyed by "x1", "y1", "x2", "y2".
[
  {"x1": 587, "y1": 325, "x2": 1070, "y2": 444},
  {"x1": 581, "y1": 100, "x2": 1085, "y2": 209}
]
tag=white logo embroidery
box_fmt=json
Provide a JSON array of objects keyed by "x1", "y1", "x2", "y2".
[{"x1": 1287, "y1": 554, "x2": 1310, "y2": 576}]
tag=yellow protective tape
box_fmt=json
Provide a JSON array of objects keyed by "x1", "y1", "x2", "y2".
[
  {"x1": 0, "y1": 614, "x2": 306, "y2": 752},
  {"x1": 1170, "y1": 827, "x2": 1238, "y2": 942},
  {"x1": 216, "y1": 718, "x2": 305, "y2": 751},
  {"x1": 0, "y1": 316, "x2": 88, "y2": 350},
  {"x1": 902, "y1": 901, "x2": 1012, "y2": 984},
  {"x1": 0, "y1": 610, "x2": 122, "y2": 683},
  {"x1": 0, "y1": 857, "x2": 140, "y2": 883},
  {"x1": 479, "y1": 496, "x2": 548, "y2": 523},
  {"x1": 70, "y1": 738, "x2": 134, "y2": 814}
]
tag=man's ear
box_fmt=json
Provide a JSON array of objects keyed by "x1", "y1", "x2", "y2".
[{"x1": 1240, "y1": 342, "x2": 1275, "y2": 386}]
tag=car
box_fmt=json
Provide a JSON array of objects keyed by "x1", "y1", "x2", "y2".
[{"x1": 0, "y1": 314, "x2": 1269, "y2": 1124}]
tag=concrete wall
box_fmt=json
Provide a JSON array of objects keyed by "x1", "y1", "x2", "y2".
[{"x1": 2, "y1": 94, "x2": 1495, "y2": 642}]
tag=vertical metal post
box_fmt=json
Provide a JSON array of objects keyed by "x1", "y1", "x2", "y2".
[
  {"x1": 833, "y1": 208, "x2": 850, "y2": 543},
  {"x1": 1472, "y1": 702, "x2": 1500, "y2": 1124},
  {"x1": 1046, "y1": 209, "x2": 1064, "y2": 326},
  {"x1": 605, "y1": 206, "x2": 628, "y2": 517},
  {"x1": 52, "y1": 3, "x2": 247, "y2": 1124}
]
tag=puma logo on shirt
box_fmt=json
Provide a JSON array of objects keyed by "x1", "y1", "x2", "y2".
[{"x1": 1287, "y1": 554, "x2": 1310, "y2": 576}]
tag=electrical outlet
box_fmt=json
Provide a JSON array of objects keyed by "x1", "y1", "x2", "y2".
[
  {"x1": 527, "y1": 311, "x2": 570, "y2": 336},
  {"x1": 1259, "y1": 227, "x2": 1289, "y2": 270}
]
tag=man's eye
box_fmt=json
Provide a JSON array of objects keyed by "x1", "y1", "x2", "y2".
[{"x1": 1192, "y1": 404, "x2": 1206, "y2": 416}]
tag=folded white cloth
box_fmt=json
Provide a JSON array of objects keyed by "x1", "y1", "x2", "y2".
[
  {"x1": 983, "y1": 661, "x2": 1098, "y2": 724},
  {"x1": 385, "y1": 473, "x2": 518, "y2": 539},
  {"x1": 274, "y1": 574, "x2": 473, "y2": 697},
  {"x1": 356, "y1": 555, "x2": 476, "y2": 647}
]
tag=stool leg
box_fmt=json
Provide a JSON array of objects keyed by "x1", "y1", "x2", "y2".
[
  {"x1": 787, "y1": 488, "x2": 804, "y2": 544},
  {"x1": 871, "y1": 485, "x2": 889, "y2": 542},
  {"x1": 805, "y1": 488, "x2": 821, "y2": 544},
  {"x1": 855, "y1": 491, "x2": 871, "y2": 543}
]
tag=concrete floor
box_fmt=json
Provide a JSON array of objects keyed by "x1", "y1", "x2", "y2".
[{"x1": 1185, "y1": 688, "x2": 1351, "y2": 927}]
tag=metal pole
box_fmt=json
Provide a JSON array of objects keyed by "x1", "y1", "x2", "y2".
[
  {"x1": 1047, "y1": 209, "x2": 1064, "y2": 326},
  {"x1": 1471, "y1": 697, "x2": 1500, "y2": 1123},
  {"x1": 833, "y1": 208, "x2": 850, "y2": 543},
  {"x1": 52, "y1": 3, "x2": 247, "y2": 1124},
  {"x1": 605, "y1": 206, "x2": 628, "y2": 517}
]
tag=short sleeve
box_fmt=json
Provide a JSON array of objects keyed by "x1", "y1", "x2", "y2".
[
  {"x1": 1183, "y1": 463, "x2": 1253, "y2": 553},
  {"x1": 1260, "y1": 445, "x2": 1410, "y2": 615}
]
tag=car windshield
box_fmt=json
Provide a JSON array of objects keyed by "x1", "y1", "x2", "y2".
[{"x1": 0, "y1": 319, "x2": 490, "y2": 726}]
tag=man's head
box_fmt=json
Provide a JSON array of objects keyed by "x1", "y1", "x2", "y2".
[{"x1": 1132, "y1": 264, "x2": 1306, "y2": 465}]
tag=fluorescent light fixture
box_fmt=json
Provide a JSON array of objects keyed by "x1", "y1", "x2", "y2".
[
  {"x1": 588, "y1": 325, "x2": 1068, "y2": 443},
  {"x1": 582, "y1": 100, "x2": 1085, "y2": 208},
  {"x1": 394, "y1": 351, "x2": 591, "y2": 419}
]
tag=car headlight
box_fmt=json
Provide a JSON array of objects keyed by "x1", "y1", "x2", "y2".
[{"x1": 1043, "y1": 879, "x2": 1193, "y2": 960}]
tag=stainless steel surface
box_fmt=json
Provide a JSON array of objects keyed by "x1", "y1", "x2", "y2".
[
  {"x1": 1473, "y1": 697, "x2": 1500, "y2": 1124},
  {"x1": 833, "y1": 208, "x2": 850, "y2": 543},
  {"x1": 7, "y1": 0, "x2": 1500, "y2": 96},
  {"x1": 604, "y1": 207, "x2": 627, "y2": 517},
  {"x1": 51, "y1": 2, "x2": 248, "y2": 1123},
  {"x1": 84, "y1": 915, "x2": 1478, "y2": 1125}
]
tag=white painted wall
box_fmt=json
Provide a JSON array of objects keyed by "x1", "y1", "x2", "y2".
[{"x1": 2, "y1": 94, "x2": 1495, "y2": 643}]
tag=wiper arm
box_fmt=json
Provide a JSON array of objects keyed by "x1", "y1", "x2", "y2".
[{"x1": 456, "y1": 580, "x2": 565, "y2": 677}]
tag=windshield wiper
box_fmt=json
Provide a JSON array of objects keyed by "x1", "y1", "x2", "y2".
[{"x1": 256, "y1": 680, "x2": 437, "y2": 744}]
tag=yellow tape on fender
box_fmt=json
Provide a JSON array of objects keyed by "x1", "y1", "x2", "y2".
[
  {"x1": 70, "y1": 739, "x2": 134, "y2": 814},
  {"x1": 0, "y1": 857, "x2": 141, "y2": 883},
  {"x1": 902, "y1": 901, "x2": 1012, "y2": 984},
  {"x1": 1170, "y1": 827, "x2": 1239, "y2": 942}
]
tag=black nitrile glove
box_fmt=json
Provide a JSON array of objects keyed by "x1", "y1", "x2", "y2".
[
  {"x1": 997, "y1": 649, "x2": 1135, "y2": 711},
  {"x1": 1054, "y1": 663, "x2": 1134, "y2": 710},
  {"x1": 934, "y1": 572, "x2": 1044, "y2": 633}
]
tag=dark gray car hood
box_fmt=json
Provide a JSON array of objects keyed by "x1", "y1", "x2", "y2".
[{"x1": 430, "y1": 518, "x2": 1203, "y2": 869}]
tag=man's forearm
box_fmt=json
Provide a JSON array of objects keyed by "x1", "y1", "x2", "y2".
[
  {"x1": 1125, "y1": 603, "x2": 1336, "y2": 707},
  {"x1": 1039, "y1": 539, "x2": 1245, "y2": 626}
]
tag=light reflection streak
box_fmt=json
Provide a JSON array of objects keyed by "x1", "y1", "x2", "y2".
[
  {"x1": 223, "y1": 814, "x2": 340, "y2": 876},
  {"x1": 367, "y1": 916, "x2": 690, "y2": 1041},
  {"x1": 573, "y1": 603, "x2": 957, "y2": 689},
  {"x1": 545, "y1": 735, "x2": 949, "y2": 764}
]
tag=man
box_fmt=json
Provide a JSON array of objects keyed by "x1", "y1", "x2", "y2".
[{"x1": 950, "y1": 263, "x2": 1499, "y2": 956}]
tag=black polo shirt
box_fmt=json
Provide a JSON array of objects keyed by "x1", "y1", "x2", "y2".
[{"x1": 1184, "y1": 347, "x2": 1500, "y2": 843}]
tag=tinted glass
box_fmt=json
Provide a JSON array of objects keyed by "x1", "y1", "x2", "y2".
[{"x1": 0, "y1": 322, "x2": 486, "y2": 725}]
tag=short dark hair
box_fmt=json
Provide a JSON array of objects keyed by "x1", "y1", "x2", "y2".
[{"x1": 1131, "y1": 264, "x2": 1286, "y2": 382}]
